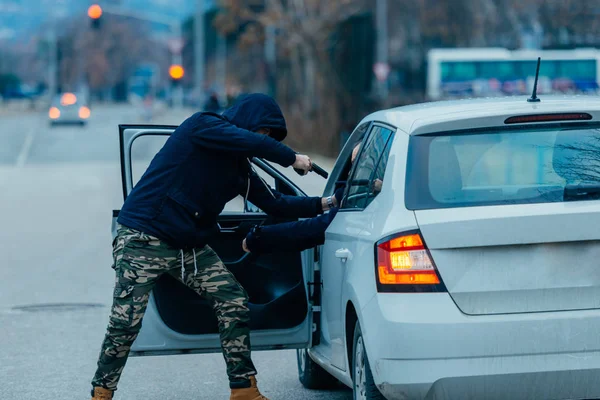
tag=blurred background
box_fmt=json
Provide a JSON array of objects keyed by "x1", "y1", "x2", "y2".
[
  {"x1": 3, "y1": 1, "x2": 600, "y2": 399},
  {"x1": 2, "y1": 0, "x2": 600, "y2": 154}
]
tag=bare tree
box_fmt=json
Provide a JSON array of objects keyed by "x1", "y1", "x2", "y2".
[
  {"x1": 539, "y1": 0, "x2": 600, "y2": 47},
  {"x1": 215, "y1": 0, "x2": 370, "y2": 155},
  {"x1": 55, "y1": 16, "x2": 164, "y2": 97}
]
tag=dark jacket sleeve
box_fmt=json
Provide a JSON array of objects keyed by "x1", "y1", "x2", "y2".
[
  {"x1": 245, "y1": 209, "x2": 339, "y2": 254},
  {"x1": 188, "y1": 114, "x2": 296, "y2": 167},
  {"x1": 243, "y1": 171, "x2": 323, "y2": 218},
  {"x1": 333, "y1": 186, "x2": 345, "y2": 206}
]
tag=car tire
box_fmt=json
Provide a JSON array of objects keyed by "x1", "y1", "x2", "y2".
[
  {"x1": 352, "y1": 322, "x2": 385, "y2": 400},
  {"x1": 296, "y1": 348, "x2": 339, "y2": 389}
]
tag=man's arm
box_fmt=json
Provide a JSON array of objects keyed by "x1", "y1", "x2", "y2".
[
  {"x1": 244, "y1": 209, "x2": 339, "y2": 254},
  {"x1": 244, "y1": 171, "x2": 324, "y2": 218},
  {"x1": 187, "y1": 113, "x2": 297, "y2": 167}
]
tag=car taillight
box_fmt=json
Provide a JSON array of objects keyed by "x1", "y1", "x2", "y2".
[
  {"x1": 61, "y1": 92, "x2": 77, "y2": 106},
  {"x1": 79, "y1": 106, "x2": 91, "y2": 119},
  {"x1": 376, "y1": 231, "x2": 444, "y2": 292},
  {"x1": 49, "y1": 107, "x2": 60, "y2": 119}
]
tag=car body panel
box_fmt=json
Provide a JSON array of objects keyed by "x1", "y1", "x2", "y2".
[
  {"x1": 417, "y1": 202, "x2": 600, "y2": 315},
  {"x1": 360, "y1": 95, "x2": 600, "y2": 136},
  {"x1": 361, "y1": 293, "x2": 600, "y2": 400}
]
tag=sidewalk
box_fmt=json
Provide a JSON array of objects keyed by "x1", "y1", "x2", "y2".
[{"x1": 0, "y1": 102, "x2": 39, "y2": 117}]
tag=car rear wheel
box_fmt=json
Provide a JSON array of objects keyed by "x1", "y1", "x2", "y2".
[
  {"x1": 353, "y1": 322, "x2": 385, "y2": 400},
  {"x1": 296, "y1": 348, "x2": 338, "y2": 389}
]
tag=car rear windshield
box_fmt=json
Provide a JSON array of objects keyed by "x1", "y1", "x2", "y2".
[{"x1": 405, "y1": 123, "x2": 600, "y2": 210}]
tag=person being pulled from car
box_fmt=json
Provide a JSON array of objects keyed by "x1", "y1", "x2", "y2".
[
  {"x1": 242, "y1": 144, "x2": 382, "y2": 255},
  {"x1": 90, "y1": 93, "x2": 338, "y2": 400}
]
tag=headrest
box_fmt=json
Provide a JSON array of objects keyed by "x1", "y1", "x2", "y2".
[{"x1": 429, "y1": 139, "x2": 463, "y2": 202}]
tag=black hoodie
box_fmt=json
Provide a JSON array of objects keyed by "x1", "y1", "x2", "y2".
[{"x1": 118, "y1": 93, "x2": 323, "y2": 249}]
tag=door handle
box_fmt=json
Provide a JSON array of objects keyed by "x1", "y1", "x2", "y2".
[{"x1": 335, "y1": 248, "x2": 352, "y2": 262}]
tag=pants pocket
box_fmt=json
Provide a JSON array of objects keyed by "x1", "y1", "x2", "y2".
[
  {"x1": 109, "y1": 283, "x2": 135, "y2": 328},
  {"x1": 108, "y1": 230, "x2": 166, "y2": 328}
]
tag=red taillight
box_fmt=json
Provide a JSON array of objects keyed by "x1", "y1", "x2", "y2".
[
  {"x1": 504, "y1": 113, "x2": 592, "y2": 124},
  {"x1": 376, "y1": 232, "x2": 442, "y2": 288}
]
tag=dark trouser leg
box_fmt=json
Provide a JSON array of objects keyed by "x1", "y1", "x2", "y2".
[
  {"x1": 92, "y1": 227, "x2": 177, "y2": 391},
  {"x1": 170, "y1": 245, "x2": 257, "y2": 389}
]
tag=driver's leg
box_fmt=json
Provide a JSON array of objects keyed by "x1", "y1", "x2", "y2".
[
  {"x1": 91, "y1": 226, "x2": 177, "y2": 398},
  {"x1": 167, "y1": 245, "x2": 259, "y2": 388}
]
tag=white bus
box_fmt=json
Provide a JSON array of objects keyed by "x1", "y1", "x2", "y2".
[{"x1": 427, "y1": 48, "x2": 600, "y2": 100}]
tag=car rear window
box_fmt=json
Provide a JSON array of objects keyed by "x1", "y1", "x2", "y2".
[{"x1": 405, "y1": 123, "x2": 600, "y2": 210}]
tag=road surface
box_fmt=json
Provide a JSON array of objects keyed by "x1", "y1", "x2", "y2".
[{"x1": 0, "y1": 104, "x2": 350, "y2": 400}]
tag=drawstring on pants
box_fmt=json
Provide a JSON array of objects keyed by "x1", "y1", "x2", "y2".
[
  {"x1": 193, "y1": 249, "x2": 198, "y2": 276},
  {"x1": 180, "y1": 249, "x2": 199, "y2": 282},
  {"x1": 180, "y1": 250, "x2": 185, "y2": 281}
]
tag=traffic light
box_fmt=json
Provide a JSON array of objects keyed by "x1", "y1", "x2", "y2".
[
  {"x1": 88, "y1": 4, "x2": 103, "y2": 30},
  {"x1": 169, "y1": 65, "x2": 185, "y2": 81}
]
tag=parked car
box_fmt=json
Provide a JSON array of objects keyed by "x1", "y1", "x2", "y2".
[
  {"x1": 113, "y1": 96, "x2": 600, "y2": 400},
  {"x1": 48, "y1": 92, "x2": 90, "y2": 126}
]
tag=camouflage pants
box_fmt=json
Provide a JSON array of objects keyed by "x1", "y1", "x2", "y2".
[{"x1": 91, "y1": 225, "x2": 256, "y2": 391}]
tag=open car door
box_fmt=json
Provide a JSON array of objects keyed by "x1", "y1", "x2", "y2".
[{"x1": 113, "y1": 125, "x2": 316, "y2": 356}]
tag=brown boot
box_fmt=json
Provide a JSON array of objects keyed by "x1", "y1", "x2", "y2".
[
  {"x1": 91, "y1": 387, "x2": 113, "y2": 400},
  {"x1": 230, "y1": 376, "x2": 269, "y2": 400}
]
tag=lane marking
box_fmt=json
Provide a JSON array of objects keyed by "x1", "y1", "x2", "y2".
[{"x1": 15, "y1": 124, "x2": 37, "y2": 168}]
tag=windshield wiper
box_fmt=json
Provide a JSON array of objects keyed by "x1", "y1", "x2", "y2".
[{"x1": 564, "y1": 183, "x2": 600, "y2": 201}]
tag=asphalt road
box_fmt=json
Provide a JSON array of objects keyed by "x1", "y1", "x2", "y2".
[{"x1": 0, "y1": 104, "x2": 349, "y2": 400}]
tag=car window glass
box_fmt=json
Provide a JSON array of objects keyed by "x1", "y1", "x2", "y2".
[
  {"x1": 369, "y1": 130, "x2": 395, "y2": 201},
  {"x1": 130, "y1": 134, "x2": 273, "y2": 213},
  {"x1": 405, "y1": 126, "x2": 600, "y2": 210},
  {"x1": 343, "y1": 126, "x2": 394, "y2": 209},
  {"x1": 224, "y1": 168, "x2": 275, "y2": 213},
  {"x1": 323, "y1": 121, "x2": 371, "y2": 197},
  {"x1": 338, "y1": 122, "x2": 372, "y2": 180},
  {"x1": 131, "y1": 135, "x2": 168, "y2": 187}
]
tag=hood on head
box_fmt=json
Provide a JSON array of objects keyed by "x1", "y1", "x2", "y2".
[{"x1": 221, "y1": 93, "x2": 288, "y2": 141}]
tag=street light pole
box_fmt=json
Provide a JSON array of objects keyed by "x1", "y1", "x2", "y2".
[
  {"x1": 47, "y1": 28, "x2": 57, "y2": 102},
  {"x1": 171, "y1": 22, "x2": 184, "y2": 108},
  {"x1": 376, "y1": 0, "x2": 389, "y2": 100},
  {"x1": 194, "y1": 1, "x2": 205, "y2": 104},
  {"x1": 264, "y1": 24, "x2": 276, "y2": 96},
  {"x1": 216, "y1": 32, "x2": 226, "y2": 102}
]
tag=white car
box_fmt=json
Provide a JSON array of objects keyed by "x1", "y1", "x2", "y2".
[
  {"x1": 48, "y1": 92, "x2": 90, "y2": 126},
  {"x1": 114, "y1": 96, "x2": 600, "y2": 400}
]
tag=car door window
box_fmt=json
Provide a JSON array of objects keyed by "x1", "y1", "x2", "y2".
[
  {"x1": 226, "y1": 168, "x2": 276, "y2": 213},
  {"x1": 343, "y1": 126, "x2": 395, "y2": 209},
  {"x1": 131, "y1": 134, "x2": 169, "y2": 186}
]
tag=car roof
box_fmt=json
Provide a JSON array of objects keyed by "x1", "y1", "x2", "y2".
[{"x1": 364, "y1": 95, "x2": 600, "y2": 135}]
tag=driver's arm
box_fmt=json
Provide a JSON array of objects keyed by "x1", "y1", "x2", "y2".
[
  {"x1": 244, "y1": 209, "x2": 339, "y2": 254},
  {"x1": 243, "y1": 186, "x2": 345, "y2": 254}
]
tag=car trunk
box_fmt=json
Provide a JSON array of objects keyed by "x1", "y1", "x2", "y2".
[{"x1": 415, "y1": 201, "x2": 600, "y2": 315}]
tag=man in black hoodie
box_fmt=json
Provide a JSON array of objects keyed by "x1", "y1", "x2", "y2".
[{"x1": 90, "y1": 94, "x2": 333, "y2": 400}]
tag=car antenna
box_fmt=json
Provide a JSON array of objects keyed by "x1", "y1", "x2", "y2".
[{"x1": 527, "y1": 57, "x2": 542, "y2": 103}]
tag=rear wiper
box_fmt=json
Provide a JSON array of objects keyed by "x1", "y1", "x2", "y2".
[{"x1": 564, "y1": 184, "x2": 600, "y2": 200}]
